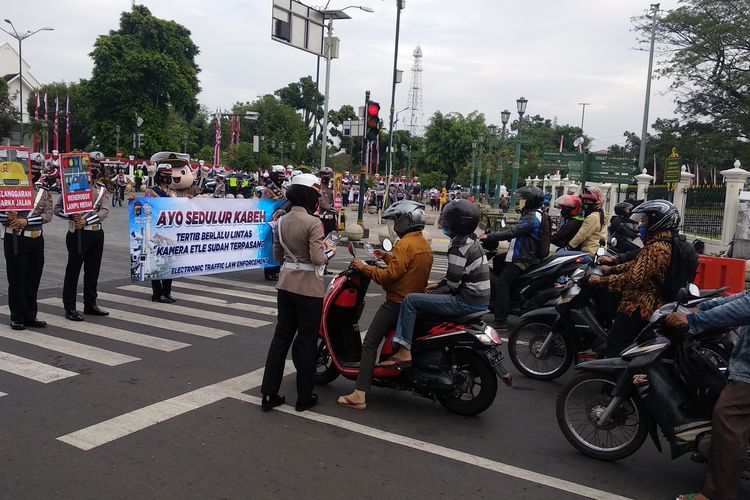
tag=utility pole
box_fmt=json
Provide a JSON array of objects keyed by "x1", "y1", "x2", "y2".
[
  {"x1": 577, "y1": 102, "x2": 590, "y2": 132},
  {"x1": 357, "y1": 90, "x2": 370, "y2": 229},
  {"x1": 638, "y1": 3, "x2": 660, "y2": 173}
]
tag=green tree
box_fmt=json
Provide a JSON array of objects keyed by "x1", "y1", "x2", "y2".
[
  {"x1": 0, "y1": 78, "x2": 16, "y2": 139},
  {"x1": 274, "y1": 76, "x2": 324, "y2": 142},
  {"x1": 86, "y1": 5, "x2": 201, "y2": 157},
  {"x1": 27, "y1": 81, "x2": 95, "y2": 152},
  {"x1": 422, "y1": 111, "x2": 487, "y2": 185}
]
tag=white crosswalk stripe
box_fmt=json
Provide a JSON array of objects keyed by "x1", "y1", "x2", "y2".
[
  {"x1": 119, "y1": 285, "x2": 278, "y2": 317},
  {"x1": 0, "y1": 351, "x2": 78, "y2": 383},
  {"x1": 0, "y1": 391, "x2": 6, "y2": 397},
  {"x1": 1, "y1": 308, "x2": 189, "y2": 352},
  {"x1": 169, "y1": 281, "x2": 277, "y2": 304},
  {"x1": 94, "y1": 291, "x2": 273, "y2": 327},
  {"x1": 37, "y1": 300, "x2": 233, "y2": 340},
  {"x1": 0, "y1": 327, "x2": 139, "y2": 366},
  {"x1": 189, "y1": 275, "x2": 276, "y2": 293}
]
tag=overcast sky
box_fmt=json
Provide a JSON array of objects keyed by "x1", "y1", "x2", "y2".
[{"x1": 3, "y1": 0, "x2": 682, "y2": 150}]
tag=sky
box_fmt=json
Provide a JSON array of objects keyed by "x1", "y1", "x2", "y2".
[{"x1": 2, "y1": 0, "x2": 683, "y2": 151}]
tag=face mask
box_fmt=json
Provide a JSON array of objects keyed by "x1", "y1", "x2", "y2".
[
  {"x1": 443, "y1": 228, "x2": 456, "y2": 238},
  {"x1": 518, "y1": 199, "x2": 526, "y2": 210},
  {"x1": 639, "y1": 225, "x2": 648, "y2": 240}
]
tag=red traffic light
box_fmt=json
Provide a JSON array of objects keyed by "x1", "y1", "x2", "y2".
[
  {"x1": 366, "y1": 101, "x2": 381, "y2": 141},
  {"x1": 367, "y1": 103, "x2": 380, "y2": 116}
]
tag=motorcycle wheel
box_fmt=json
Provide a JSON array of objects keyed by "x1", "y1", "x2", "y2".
[
  {"x1": 437, "y1": 349, "x2": 497, "y2": 416},
  {"x1": 314, "y1": 337, "x2": 339, "y2": 385},
  {"x1": 508, "y1": 321, "x2": 572, "y2": 380},
  {"x1": 556, "y1": 372, "x2": 648, "y2": 461}
]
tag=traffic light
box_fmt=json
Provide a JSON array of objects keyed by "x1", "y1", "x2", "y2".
[{"x1": 366, "y1": 101, "x2": 380, "y2": 141}]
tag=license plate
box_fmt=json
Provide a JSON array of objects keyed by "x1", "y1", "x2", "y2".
[{"x1": 485, "y1": 346, "x2": 504, "y2": 366}]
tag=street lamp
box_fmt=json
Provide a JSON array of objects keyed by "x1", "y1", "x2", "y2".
[
  {"x1": 470, "y1": 140, "x2": 478, "y2": 199},
  {"x1": 511, "y1": 97, "x2": 528, "y2": 206},
  {"x1": 476, "y1": 134, "x2": 485, "y2": 199},
  {"x1": 493, "y1": 109, "x2": 511, "y2": 207},
  {"x1": 319, "y1": 5, "x2": 373, "y2": 171},
  {"x1": 0, "y1": 20, "x2": 54, "y2": 145}
]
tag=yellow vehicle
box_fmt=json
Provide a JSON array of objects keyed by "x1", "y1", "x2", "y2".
[{"x1": 0, "y1": 161, "x2": 30, "y2": 187}]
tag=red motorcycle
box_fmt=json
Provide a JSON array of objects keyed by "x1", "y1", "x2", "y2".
[{"x1": 314, "y1": 241, "x2": 512, "y2": 416}]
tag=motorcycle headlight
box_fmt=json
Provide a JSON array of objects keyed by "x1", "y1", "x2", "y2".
[{"x1": 476, "y1": 325, "x2": 502, "y2": 345}]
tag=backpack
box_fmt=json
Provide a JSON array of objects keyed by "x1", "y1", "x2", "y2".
[
  {"x1": 538, "y1": 210, "x2": 551, "y2": 259},
  {"x1": 656, "y1": 233, "x2": 699, "y2": 302}
]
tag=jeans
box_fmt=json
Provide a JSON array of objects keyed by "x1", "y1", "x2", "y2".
[{"x1": 394, "y1": 293, "x2": 486, "y2": 350}]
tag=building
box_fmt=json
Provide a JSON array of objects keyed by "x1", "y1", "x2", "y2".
[{"x1": 0, "y1": 42, "x2": 41, "y2": 146}]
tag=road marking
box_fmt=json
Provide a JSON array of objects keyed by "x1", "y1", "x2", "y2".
[
  {"x1": 0, "y1": 308, "x2": 189, "y2": 352},
  {"x1": 232, "y1": 392, "x2": 631, "y2": 500},
  {"x1": 57, "y1": 364, "x2": 295, "y2": 451},
  {"x1": 93, "y1": 291, "x2": 272, "y2": 328},
  {"x1": 37, "y1": 300, "x2": 233, "y2": 340},
  {"x1": 0, "y1": 351, "x2": 78, "y2": 383},
  {"x1": 0, "y1": 327, "x2": 139, "y2": 366},
  {"x1": 0, "y1": 391, "x2": 6, "y2": 397},
  {"x1": 118, "y1": 285, "x2": 278, "y2": 317},
  {"x1": 189, "y1": 275, "x2": 276, "y2": 293},
  {"x1": 169, "y1": 281, "x2": 277, "y2": 304}
]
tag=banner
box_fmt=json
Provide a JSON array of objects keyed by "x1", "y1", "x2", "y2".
[
  {"x1": 0, "y1": 147, "x2": 34, "y2": 211},
  {"x1": 60, "y1": 153, "x2": 95, "y2": 214},
  {"x1": 128, "y1": 197, "x2": 284, "y2": 281}
]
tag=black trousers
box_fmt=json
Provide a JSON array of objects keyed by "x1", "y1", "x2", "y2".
[
  {"x1": 4, "y1": 234, "x2": 44, "y2": 323},
  {"x1": 356, "y1": 300, "x2": 401, "y2": 392},
  {"x1": 63, "y1": 230, "x2": 104, "y2": 311},
  {"x1": 494, "y1": 261, "x2": 525, "y2": 324},
  {"x1": 261, "y1": 289, "x2": 323, "y2": 402},
  {"x1": 606, "y1": 311, "x2": 647, "y2": 357},
  {"x1": 321, "y1": 216, "x2": 337, "y2": 236},
  {"x1": 151, "y1": 279, "x2": 173, "y2": 298}
]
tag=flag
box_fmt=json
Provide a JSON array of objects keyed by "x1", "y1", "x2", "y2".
[
  {"x1": 53, "y1": 95, "x2": 59, "y2": 152},
  {"x1": 376, "y1": 134, "x2": 380, "y2": 175},
  {"x1": 230, "y1": 115, "x2": 236, "y2": 146},
  {"x1": 65, "y1": 95, "x2": 71, "y2": 152},
  {"x1": 236, "y1": 115, "x2": 241, "y2": 144},
  {"x1": 33, "y1": 89, "x2": 39, "y2": 152},
  {"x1": 559, "y1": 135, "x2": 564, "y2": 153},
  {"x1": 653, "y1": 154, "x2": 657, "y2": 184},
  {"x1": 43, "y1": 92, "x2": 48, "y2": 154},
  {"x1": 213, "y1": 110, "x2": 222, "y2": 167}
]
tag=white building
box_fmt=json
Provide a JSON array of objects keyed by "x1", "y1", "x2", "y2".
[{"x1": 0, "y1": 42, "x2": 41, "y2": 145}]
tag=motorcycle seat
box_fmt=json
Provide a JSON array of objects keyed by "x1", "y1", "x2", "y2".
[
  {"x1": 457, "y1": 310, "x2": 490, "y2": 322},
  {"x1": 414, "y1": 310, "x2": 489, "y2": 327}
]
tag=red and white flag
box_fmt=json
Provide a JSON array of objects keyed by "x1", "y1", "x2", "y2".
[
  {"x1": 33, "y1": 89, "x2": 40, "y2": 152},
  {"x1": 43, "y1": 92, "x2": 48, "y2": 154},
  {"x1": 236, "y1": 115, "x2": 241, "y2": 144},
  {"x1": 559, "y1": 135, "x2": 564, "y2": 153},
  {"x1": 65, "y1": 95, "x2": 71, "y2": 153},
  {"x1": 230, "y1": 115, "x2": 237, "y2": 146},
  {"x1": 53, "y1": 95, "x2": 59, "y2": 152},
  {"x1": 213, "y1": 110, "x2": 222, "y2": 167}
]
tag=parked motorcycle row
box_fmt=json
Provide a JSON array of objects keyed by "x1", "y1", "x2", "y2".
[{"x1": 313, "y1": 236, "x2": 748, "y2": 479}]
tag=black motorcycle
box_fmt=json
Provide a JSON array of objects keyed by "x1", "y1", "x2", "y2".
[{"x1": 555, "y1": 286, "x2": 745, "y2": 470}]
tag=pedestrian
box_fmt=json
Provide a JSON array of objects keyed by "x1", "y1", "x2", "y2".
[
  {"x1": 318, "y1": 167, "x2": 336, "y2": 236},
  {"x1": 261, "y1": 165, "x2": 289, "y2": 281},
  {"x1": 261, "y1": 173, "x2": 336, "y2": 412},
  {"x1": 144, "y1": 161, "x2": 177, "y2": 303},
  {"x1": 134, "y1": 164, "x2": 144, "y2": 192},
  {"x1": 55, "y1": 164, "x2": 110, "y2": 321},
  {"x1": 213, "y1": 174, "x2": 226, "y2": 198},
  {"x1": 1, "y1": 178, "x2": 53, "y2": 330}
]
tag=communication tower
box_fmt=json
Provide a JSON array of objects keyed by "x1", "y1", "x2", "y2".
[{"x1": 406, "y1": 46, "x2": 423, "y2": 138}]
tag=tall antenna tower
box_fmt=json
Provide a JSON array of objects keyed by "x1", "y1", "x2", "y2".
[{"x1": 406, "y1": 46, "x2": 423, "y2": 138}]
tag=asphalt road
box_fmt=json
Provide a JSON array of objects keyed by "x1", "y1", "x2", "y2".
[{"x1": 0, "y1": 202, "x2": 745, "y2": 499}]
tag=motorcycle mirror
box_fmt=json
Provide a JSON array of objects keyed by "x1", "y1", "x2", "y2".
[
  {"x1": 610, "y1": 237, "x2": 618, "y2": 247},
  {"x1": 348, "y1": 242, "x2": 355, "y2": 257},
  {"x1": 688, "y1": 283, "x2": 701, "y2": 298},
  {"x1": 596, "y1": 247, "x2": 607, "y2": 257},
  {"x1": 382, "y1": 239, "x2": 393, "y2": 252}
]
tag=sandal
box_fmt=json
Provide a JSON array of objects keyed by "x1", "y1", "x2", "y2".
[
  {"x1": 337, "y1": 395, "x2": 366, "y2": 410},
  {"x1": 378, "y1": 358, "x2": 412, "y2": 368},
  {"x1": 676, "y1": 494, "x2": 706, "y2": 500}
]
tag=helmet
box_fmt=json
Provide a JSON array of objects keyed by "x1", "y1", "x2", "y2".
[
  {"x1": 515, "y1": 186, "x2": 544, "y2": 210},
  {"x1": 555, "y1": 194, "x2": 582, "y2": 218},
  {"x1": 290, "y1": 173, "x2": 321, "y2": 192},
  {"x1": 291, "y1": 169, "x2": 303, "y2": 178},
  {"x1": 580, "y1": 186, "x2": 604, "y2": 211},
  {"x1": 271, "y1": 165, "x2": 286, "y2": 174},
  {"x1": 614, "y1": 202, "x2": 633, "y2": 218},
  {"x1": 439, "y1": 199, "x2": 479, "y2": 237},
  {"x1": 30, "y1": 153, "x2": 45, "y2": 167},
  {"x1": 629, "y1": 199, "x2": 680, "y2": 234},
  {"x1": 319, "y1": 167, "x2": 333, "y2": 178},
  {"x1": 382, "y1": 200, "x2": 425, "y2": 237},
  {"x1": 89, "y1": 151, "x2": 105, "y2": 164}
]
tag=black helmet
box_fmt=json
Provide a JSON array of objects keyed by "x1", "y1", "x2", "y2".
[
  {"x1": 382, "y1": 200, "x2": 425, "y2": 237},
  {"x1": 319, "y1": 167, "x2": 333, "y2": 178},
  {"x1": 614, "y1": 202, "x2": 633, "y2": 217},
  {"x1": 629, "y1": 199, "x2": 680, "y2": 234},
  {"x1": 440, "y1": 199, "x2": 479, "y2": 237},
  {"x1": 515, "y1": 186, "x2": 544, "y2": 210}
]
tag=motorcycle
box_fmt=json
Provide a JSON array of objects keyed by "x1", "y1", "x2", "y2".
[
  {"x1": 508, "y1": 248, "x2": 733, "y2": 380},
  {"x1": 555, "y1": 284, "x2": 747, "y2": 472},
  {"x1": 314, "y1": 240, "x2": 512, "y2": 416}
]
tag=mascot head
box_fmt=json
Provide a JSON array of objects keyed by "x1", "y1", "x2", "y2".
[{"x1": 149, "y1": 151, "x2": 193, "y2": 190}]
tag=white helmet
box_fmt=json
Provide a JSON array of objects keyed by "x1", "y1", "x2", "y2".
[
  {"x1": 291, "y1": 169, "x2": 303, "y2": 178},
  {"x1": 271, "y1": 165, "x2": 286, "y2": 174},
  {"x1": 290, "y1": 173, "x2": 321, "y2": 192}
]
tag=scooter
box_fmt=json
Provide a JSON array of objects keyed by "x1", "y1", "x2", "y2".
[
  {"x1": 556, "y1": 284, "x2": 748, "y2": 474},
  {"x1": 508, "y1": 248, "x2": 733, "y2": 380},
  {"x1": 314, "y1": 240, "x2": 512, "y2": 416}
]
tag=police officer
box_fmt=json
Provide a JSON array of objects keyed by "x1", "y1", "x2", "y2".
[
  {"x1": 213, "y1": 174, "x2": 226, "y2": 198},
  {"x1": 30, "y1": 153, "x2": 45, "y2": 184},
  {"x1": 1, "y1": 177, "x2": 53, "y2": 330},
  {"x1": 55, "y1": 157, "x2": 110, "y2": 322},
  {"x1": 134, "y1": 163, "x2": 144, "y2": 192},
  {"x1": 262, "y1": 165, "x2": 290, "y2": 281},
  {"x1": 318, "y1": 167, "x2": 336, "y2": 236}
]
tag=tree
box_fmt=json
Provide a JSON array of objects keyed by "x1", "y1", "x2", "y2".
[
  {"x1": 27, "y1": 81, "x2": 95, "y2": 152},
  {"x1": 635, "y1": 0, "x2": 750, "y2": 139},
  {"x1": 0, "y1": 78, "x2": 16, "y2": 140},
  {"x1": 86, "y1": 5, "x2": 201, "y2": 157},
  {"x1": 274, "y1": 76, "x2": 324, "y2": 142},
  {"x1": 422, "y1": 111, "x2": 487, "y2": 185}
]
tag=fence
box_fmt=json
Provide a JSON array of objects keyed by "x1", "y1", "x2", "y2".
[
  {"x1": 647, "y1": 184, "x2": 674, "y2": 202},
  {"x1": 683, "y1": 184, "x2": 726, "y2": 239}
]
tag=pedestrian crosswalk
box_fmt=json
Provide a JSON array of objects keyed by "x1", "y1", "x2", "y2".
[{"x1": 0, "y1": 274, "x2": 287, "y2": 398}]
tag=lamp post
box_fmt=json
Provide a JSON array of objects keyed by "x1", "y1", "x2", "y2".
[
  {"x1": 476, "y1": 134, "x2": 485, "y2": 200},
  {"x1": 319, "y1": 5, "x2": 373, "y2": 171},
  {"x1": 511, "y1": 96, "x2": 528, "y2": 206},
  {"x1": 386, "y1": 0, "x2": 406, "y2": 194},
  {"x1": 470, "y1": 140, "x2": 478, "y2": 199},
  {"x1": 494, "y1": 109, "x2": 511, "y2": 207},
  {"x1": 638, "y1": 3, "x2": 660, "y2": 174},
  {"x1": 484, "y1": 125, "x2": 498, "y2": 202},
  {"x1": 0, "y1": 20, "x2": 54, "y2": 145}
]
